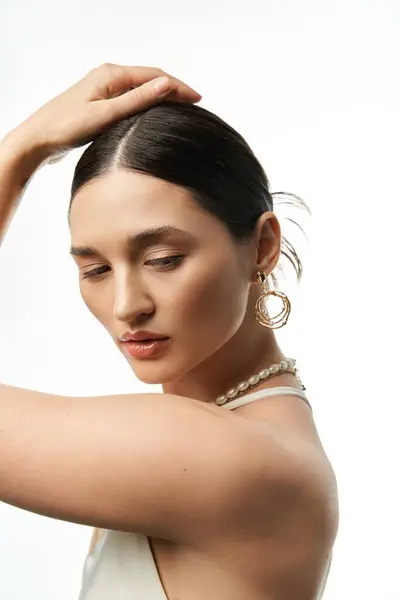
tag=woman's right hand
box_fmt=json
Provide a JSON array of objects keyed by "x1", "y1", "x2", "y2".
[{"x1": 7, "y1": 64, "x2": 202, "y2": 165}]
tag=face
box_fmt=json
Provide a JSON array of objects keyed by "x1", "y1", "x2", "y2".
[{"x1": 69, "y1": 170, "x2": 253, "y2": 384}]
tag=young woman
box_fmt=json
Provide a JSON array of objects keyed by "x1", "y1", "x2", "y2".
[{"x1": 0, "y1": 64, "x2": 338, "y2": 600}]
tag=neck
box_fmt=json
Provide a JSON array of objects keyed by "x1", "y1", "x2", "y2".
[{"x1": 162, "y1": 290, "x2": 295, "y2": 403}]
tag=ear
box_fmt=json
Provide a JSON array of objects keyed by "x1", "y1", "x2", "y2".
[{"x1": 253, "y1": 211, "x2": 281, "y2": 277}]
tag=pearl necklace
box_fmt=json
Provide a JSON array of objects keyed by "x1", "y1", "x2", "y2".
[{"x1": 214, "y1": 358, "x2": 305, "y2": 406}]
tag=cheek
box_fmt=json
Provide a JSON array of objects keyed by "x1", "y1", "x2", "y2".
[{"x1": 165, "y1": 260, "x2": 247, "y2": 341}]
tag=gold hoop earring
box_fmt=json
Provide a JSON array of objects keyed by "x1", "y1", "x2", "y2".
[{"x1": 254, "y1": 270, "x2": 291, "y2": 329}]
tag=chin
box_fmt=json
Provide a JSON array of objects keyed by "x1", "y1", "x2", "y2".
[
  {"x1": 126, "y1": 342, "x2": 213, "y2": 387},
  {"x1": 129, "y1": 360, "x2": 182, "y2": 386}
]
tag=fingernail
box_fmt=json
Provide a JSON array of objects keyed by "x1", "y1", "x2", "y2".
[{"x1": 153, "y1": 76, "x2": 171, "y2": 95}]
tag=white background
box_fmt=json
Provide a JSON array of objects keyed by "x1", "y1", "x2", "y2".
[{"x1": 0, "y1": 1, "x2": 399, "y2": 598}]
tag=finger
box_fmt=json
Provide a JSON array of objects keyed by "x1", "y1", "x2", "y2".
[
  {"x1": 108, "y1": 77, "x2": 201, "y2": 104},
  {"x1": 146, "y1": 76, "x2": 202, "y2": 104},
  {"x1": 100, "y1": 77, "x2": 182, "y2": 120},
  {"x1": 162, "y1": 82, "x2": 203, "y2": 104},
  {"x1": 96, "y1": 64, "x2": 202, "y2": 102}
]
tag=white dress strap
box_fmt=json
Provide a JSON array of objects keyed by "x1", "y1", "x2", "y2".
[{"x1": 219, "y1": 386, "x2": 312, "y2": 411}]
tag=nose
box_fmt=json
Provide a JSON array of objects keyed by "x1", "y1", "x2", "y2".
[{"x1": 113, "y1": 270, "x2": 154, "y2": 323}]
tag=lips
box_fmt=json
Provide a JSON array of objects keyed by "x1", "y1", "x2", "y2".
[
  {"x1": 137, "y1": 337, "x2": 168, "y2": 341},
  {"x1": 122, "y1": 337, "x2": 169, "y2": 343},
  {"x1": 120, "y1": 330, "x2": 169, "y2": 342},
  {"x1": 122, "y1": 337, "x2": 171, "y2": 359}
]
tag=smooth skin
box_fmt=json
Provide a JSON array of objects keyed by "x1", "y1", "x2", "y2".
[{"x1": 0, "y1": 64, "x2": 338, "y2": 600}]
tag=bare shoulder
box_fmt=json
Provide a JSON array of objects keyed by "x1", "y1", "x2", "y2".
[
  {"x1": 231, "y1": 389, "x2": 339, "y2": 525},
  {"x1": 228, "y1": 396, "x2": 339, "y2": 551},
  {"x1": 211, "y1": 393, "x2": 338, "y2": 597}
]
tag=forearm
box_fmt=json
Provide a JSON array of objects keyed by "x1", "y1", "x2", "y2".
[{"x1": 0, "y1": 129, "x2": 49, "y2": 246}]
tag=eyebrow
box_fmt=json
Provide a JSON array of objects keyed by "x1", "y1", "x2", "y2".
[{"x1": 69, "y1": 225, "x2": 194, "y2": 258}]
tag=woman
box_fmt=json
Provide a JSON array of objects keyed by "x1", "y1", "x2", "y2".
[{"x1": 0, "y1": 64, "x2": 338, "y2": 599}]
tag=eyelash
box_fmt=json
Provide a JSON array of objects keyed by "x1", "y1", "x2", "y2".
[{"x1": 81, "y1": 255, "x2": 185, "y2": 280}]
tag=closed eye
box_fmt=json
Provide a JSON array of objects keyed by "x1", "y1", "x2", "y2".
[
  {"x1": 81, "y1": 265, "x2": 110, "y2": 280},
  {"x1": 145, "y1": 255, "x2": 185, "y2": 268},
  {"x1": 80, "y1": 256, "x2": 185, "y2": 281}
]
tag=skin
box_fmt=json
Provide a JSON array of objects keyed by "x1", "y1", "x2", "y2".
[
  {"x1": 69, "y1": 169, "x2": 290, "y2": 404},
  {"x1": 0, "y1": 65, "x2": 336, "y2": 597},
  {"x1": 70, "y1": 168, "x2": 327, "y2": 576}
]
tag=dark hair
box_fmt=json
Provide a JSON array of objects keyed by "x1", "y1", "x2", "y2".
[{"x1": 69, "y1": 101, "x2": 310, "y2": 288}]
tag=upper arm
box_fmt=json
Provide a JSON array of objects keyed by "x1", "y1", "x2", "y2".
[{"x1": 0, "y1": 384, "x2": 315, "y2": 546}]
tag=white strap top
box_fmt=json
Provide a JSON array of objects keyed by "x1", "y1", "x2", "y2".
[{"x1": 78, "y1": 386, "x2": 331, "y2": 600}]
